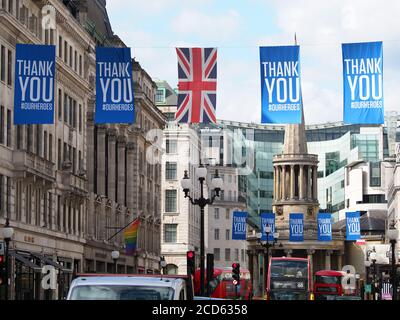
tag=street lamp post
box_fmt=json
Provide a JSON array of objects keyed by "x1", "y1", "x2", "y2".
[
  {"x1": 370, "y1": 250, "x2": 378, "y2": 301},
  {"x1": 1, "y1": 218, "x2": 14, "y2": 301},
  {"x1": 256, "y1": 224, "x2": 279, "y2": 298},
  {"x1": 181, "y1": 166, "x2": 223, "y2": 296},
  {"x1": 387, "y1": 226, "x2": 399, "y2": 301},
  {"x1": 111, "y1": 250, "x2": 120, "y2": 274}
]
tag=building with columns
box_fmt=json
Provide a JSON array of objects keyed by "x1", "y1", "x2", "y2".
[
  {"x1": 246, "y1": 113, "x2": 345, "y2": 297},
  {"x1": 0, "y1": 0, "x2": 165, "y2": 300}
]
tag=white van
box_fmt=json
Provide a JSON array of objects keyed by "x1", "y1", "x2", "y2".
[{"x1": 67, "y1": 275, "x2": 194, "y2": 300}]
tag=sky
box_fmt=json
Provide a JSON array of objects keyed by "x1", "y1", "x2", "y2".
[{"x1": 107, "y1": 0, "x2": 400, "y2": 125}]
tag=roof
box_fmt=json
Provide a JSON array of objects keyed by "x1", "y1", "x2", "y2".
[
  {"x1": 333, "y1": 211, "x2": 387, "y2": 232},
  {"x1": 71, "y1": 275, "x2": 186, "y2": 287},
  {"x1": 315, "y1": 270, "x2": 345, "y2": 276}
]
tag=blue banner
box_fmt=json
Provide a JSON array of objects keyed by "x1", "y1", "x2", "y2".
[
  {"x1": 95, "y1": 47, "x2": 135, "y2": 124},
  {"x1": 260, "y1": 213, "x2": 275, "y2": 242},
  {"x1": 289, "y1": 213, "x2": 304, "y2": 242},
  {"x1": 14, "y1": 44, "x2": 56, "y2": 124},
  {"x1": 346, "y1": 211, "x2": 361, "y2": 241},
  {"x1": 260, "y1": 45, "x2": 302, "y2": 124},
  {"x1": 318, "y1": 213, "x2": 332, "y2": 242},
  {"x1": 232, "y1": 211, "x2": 247, "y2": 240},
  {"x1": 342, "y1": 41, "x2": 384, "y2": 124}
]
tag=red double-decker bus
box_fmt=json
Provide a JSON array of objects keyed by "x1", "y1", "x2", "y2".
[
  {"x1": 194, "y1": 267, "x2": 252, "y2": 300},
  {"x1": 314, "y1": 270, "x2": 345, "y2": 299},
  {"x1": 266, "y1": 257, "x2": 313, "y2": 300}
]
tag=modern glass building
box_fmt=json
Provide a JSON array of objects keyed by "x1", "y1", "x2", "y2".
[{"x1": 199, "y1": 112, "x2": 400, "y2": 228}]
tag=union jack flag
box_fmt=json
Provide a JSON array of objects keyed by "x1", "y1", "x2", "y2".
[{"x1": 175, "y1": 48, "x2": 217, "y2": 123}]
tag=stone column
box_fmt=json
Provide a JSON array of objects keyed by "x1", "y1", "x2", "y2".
[
  {"x1": 126, "y1": 142, "x2": 135, "y2": 210},
  {"x1": 247, "y1": 250, "x2": 254, "y2": 297},
  {"x1": 277, "y1": 166, "x2": 282, "y2": 200},
  {"x1": 307, "y1": 249, "x2": 315, "y2": 280},
  {"x1": 118, "y1": 137, "x2": 127, "y2": 205},
  {"x1": 313, "y1": 166, "x2": 318, "y2": 201},
  {"x1": 337, "y1": 251, "x2": 344, "y2": 270},
  {"x1": 299, "y1": 165, "x2": 304, "y2": 200},
  {"x1": 308, "y1": 166, "x2": 313, "y2": 200},
  {"x1": 285, "y1": 249, "x2": 293, "y2": 257},
  {"x1": 282, "y1": 166, "x2": 287, "y2": 200},
  {"x1": 290, "y1": 165, "x2": 295, "y2": 200},
  {"x1": 87, "y1": 122, "x2": 95, "y2": 192},
  {"x1": 253, "y1": 253, "x2": 260, "y2": 297},
  {"x1": 97, "y1": 126, "x2": 107, "y2": 196},
  {"x1": 326, "y1": 250, "x2": 332, "y2": 270},
  {"x1": 108, "y1": 129, "x2": 117, "y2": 201}
]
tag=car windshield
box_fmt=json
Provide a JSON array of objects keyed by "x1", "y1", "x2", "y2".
[{"x1": 70, "y1": 285, "x2": 175, "y2": 300}]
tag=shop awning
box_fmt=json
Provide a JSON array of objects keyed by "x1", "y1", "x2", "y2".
[
  {"x1": 9, "y1": 251, "x2": 42, "y2": 272},
  {"x1": 30, "y1": 252, "x2": 71, "y2": 272}
]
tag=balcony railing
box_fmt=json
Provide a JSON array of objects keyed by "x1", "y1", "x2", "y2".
[
  {"x1": 13, "y1": 150, "x2": 55, "y2": 181},
  {"x1": 273, "y1": 154, "x2": 319, "y2": 162}
]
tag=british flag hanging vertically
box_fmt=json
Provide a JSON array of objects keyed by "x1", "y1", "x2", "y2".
[{"x1": 175, "y1": 47, "x2": 217, "y2": 123}]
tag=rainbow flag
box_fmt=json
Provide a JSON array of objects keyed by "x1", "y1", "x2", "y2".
[{"x1": 124, "y1": 218, "x2": 140, "y2": 256}]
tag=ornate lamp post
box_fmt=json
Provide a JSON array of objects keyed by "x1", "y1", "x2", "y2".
[
  {"x1": 369, "y1": 249, "x2": 378, "y2": 300},
  {"x1": 1, "y1": 218, "x2": 14, "y2": 301},
  {"x1": 181, "y1": 165, "x2": 223, "y2": 296},
  {"x1": 256, "y1": 224, "x2": 279, "y2": 297},
  {"x1": 387, "y1": 224, "x2": 399, "y2": 301}
]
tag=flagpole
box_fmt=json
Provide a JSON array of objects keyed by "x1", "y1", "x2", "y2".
[{"x1": 107, "y1": 217, "x2": 139, "y2": 241}]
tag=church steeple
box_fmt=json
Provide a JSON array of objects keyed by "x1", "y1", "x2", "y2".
[{"x1": 283, "y1": 109, "x2": 308, "y2": 155}]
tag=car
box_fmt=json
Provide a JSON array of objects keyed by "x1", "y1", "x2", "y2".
[{"x1": 67, "y1": 274, "x2": 194, "y2": 300}]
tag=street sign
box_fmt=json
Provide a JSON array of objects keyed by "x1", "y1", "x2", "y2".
[
  {"x1": 0, "y1": 241, "x2": 4, "y2": 255},
  {"x1": 233, "y1": 280, "x2": 238, "y2": 286}
]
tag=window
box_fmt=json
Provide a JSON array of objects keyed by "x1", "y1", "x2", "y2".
[
  {"x1": 165, "y1": 112, "x2": 175, "y2": 122},
  {"x1": 156, "y1": 89, "x2": 165, "y2": 103},
  {"x1": 43, "y1": 131, "x2": 48, "y2": 159},
  {"x1": 166, "y1": 140, "x2": 177, "y2": 154},
  {"x1": 7, "y1": 49, "x2": 12, "y2": 86},
  {"x1": 49, "y1": 134, "x2": 53, "y2": 162},
  {"x1": 370, "y1": 162, "x2": 381, "y2": 187},
  {"x1": 165, "y1": 162, "x2": 177, "y2": 180},
  {"x1": 214, "y1": 229, "x2": 220, "y2": 240},
  {"x1": 214, "y1": 248, "x2": 220, "y2": 261},
  {"x1": 165, "y1": 189, "x2": 177, "y2": 213},
  {"x1": 235, "y1": 249, "x2": 239, "y2": 261},
  {"x1": 0, "y1": 106, "x2": 4, "y2": 144},
  {"x1": 214, "y1": 208, "x2": 219, "y2": 220},
  {"x1": 225, "y1": 249, "x2": 231, "y2": 261},
  {"x1": 64, "y1": 93, "x2": 68, "y2": 124},
  {"x1": 79, "y1": 55, "x2": 82, "y2": 76},
  {"x1": 79, "y1": 104, "x2": 82, "y2": 132},
  {"x1": 164, "y1": 224, "x2": 177, "y2": 243},
  {"x1": 59, "y1": 36, "x2": 63, "y2": 58},
  {"x1": 58, "y1": 89, "x2": 62, "y2": 120},
  {"x1": 226, "y1": 209, "x2": 230, "y2": 220},
  {"x1": 241, "y1": 249, "x2": 245, "y2": 262},
  {"x1": 226, "y1": 229, "x2": 230, "y2": 241},
  {"x1": 64, "y1": 41, "x2": 68, "y2": 64},
  {"x1": 1, "y1": 45, "x2": 5, "y2": 82}
]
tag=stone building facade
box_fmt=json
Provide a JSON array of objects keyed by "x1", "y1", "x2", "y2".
[{"x1": 0, "y1": 0, "x2": 164, "y2": 300}]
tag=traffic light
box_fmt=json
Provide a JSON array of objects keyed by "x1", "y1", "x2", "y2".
[
  {"x1": 0, "y1": 255, "x2": 5, "y2": 286},
  {"x1": 232, "y1": 263, "x2": 240, "y2": 283},
  {"x1": 187, "y1": 251, "x2": 195, "y2": 276}
]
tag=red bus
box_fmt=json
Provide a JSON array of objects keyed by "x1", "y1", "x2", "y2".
[
  {"x1": 267, "y1": 257, "x2": 313, "y2": 300},
  {"x1": 314, "y1": 270, "x2": 359, "y2": 300},
  {"x1": 314, "y1": 270, "x2": 345, "y2": 299},
  {"x1": 194, "y1": 267, "x2": 252, "y2": 300}
]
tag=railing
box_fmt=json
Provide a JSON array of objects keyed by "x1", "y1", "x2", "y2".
[
  {"x1": 13, "y1": 150, "x2": 55, "y2": 179},
  {"x1": 273, "y1": 154, "x2": 318, "y2": 161}
]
